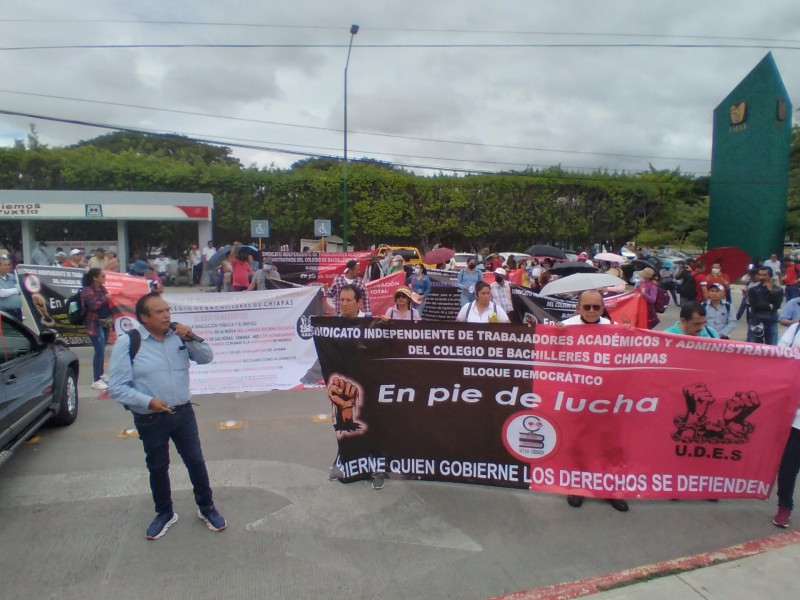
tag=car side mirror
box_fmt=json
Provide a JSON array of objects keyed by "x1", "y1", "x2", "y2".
[{"x1": 39, "y1": 329, "x2": 58, "y2": 345}]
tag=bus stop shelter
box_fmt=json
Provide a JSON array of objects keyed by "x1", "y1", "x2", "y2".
[{"x1": 0, "y1": 190, "x2": 213, "y2": 273}]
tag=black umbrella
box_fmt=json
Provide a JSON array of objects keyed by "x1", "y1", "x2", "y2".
[
  {"x1": 549, "y1": 261, "x2": 598, "y2": 276},
  {"x1": 524, "y1": 245, "x2": 567, "y2": 259},
  {"x1": 207, "y1": 244, "x2": 260, "y2": 270},
  {"x1": 632, "y1": 256, "x2": 664, "y2": 272}
]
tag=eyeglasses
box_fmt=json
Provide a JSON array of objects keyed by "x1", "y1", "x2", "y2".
[{"x1": 581, "y1": 304, "x2": 603, "y2": 311}]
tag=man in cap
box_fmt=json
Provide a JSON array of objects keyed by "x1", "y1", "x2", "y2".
[
  {"x1": 88, "y1": 247, "x2": 109, "y2": 271},
  {"x1": 325, "y1": 260, "x2": 371, "y2": 315},
  {"x1": 65, "y1": 248, "x2": 85, "y2": 268},
  {"x1": 387, "y1": 254, "x2": 404, "y2": 275},
  {"x1": 703, "y1": 283, "x2": 736, "y2": 339},
  {"x1": 490, "y1": 267, "x2": 513, "y2": 316}
]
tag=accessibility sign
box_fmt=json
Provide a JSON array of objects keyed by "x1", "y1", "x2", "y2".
[
  {"x1": 314, "y1": 219, "x2": 332, "y2": 237},
  {"x1": 251, "y1": 220, "x2": 270, "y2": 238}
]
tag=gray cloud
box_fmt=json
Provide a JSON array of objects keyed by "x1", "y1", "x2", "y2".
[{"x1": 0, "y1": 0, "x2": 797, "y2": 174}]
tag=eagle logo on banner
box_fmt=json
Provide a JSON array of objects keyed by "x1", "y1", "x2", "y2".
[{"x1": 729, "y1": 102, "x2": 747, "y2": 126}]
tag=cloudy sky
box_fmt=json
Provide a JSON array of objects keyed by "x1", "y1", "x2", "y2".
[{"x1": 1, "y1": 0, "x2": 798, "y2": 176}]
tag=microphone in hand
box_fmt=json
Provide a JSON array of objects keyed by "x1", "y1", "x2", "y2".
[{"x1": 169, "y1": 322, "x2": 204, "y2": 343}]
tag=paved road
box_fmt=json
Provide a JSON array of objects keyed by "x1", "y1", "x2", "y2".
[{"x1": 0, "y1": 288, "x2": 795, "y2": 599}]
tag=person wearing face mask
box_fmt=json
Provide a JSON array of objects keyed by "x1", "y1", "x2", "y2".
[
  {"x1": 409, "y1": 264, "x2": 431, "y2": 315},
  {"x1": 705, "y1": 259, "x2": 731, "y2": 302},
  {"x1": 490, "y1": 267, "x2": 513, "y2": 317},
  {"x1": 457, "y1": 256, "x2": 483, "y2": 306},
  {"x1": 248, "y1": 258, "x2": 282, "y2": 290}
]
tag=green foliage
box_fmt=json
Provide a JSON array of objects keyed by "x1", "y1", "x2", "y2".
[{"x1": 9, "y1": 128, "x2": 800, "y2": 254}]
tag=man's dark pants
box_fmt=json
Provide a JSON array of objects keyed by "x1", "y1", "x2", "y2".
[
  {"x1": 133, "y1": 404, "x2": 213, "y2": 515},
  {"x1": 777, "y1": 427, "x2": 800, "y2": 511}
]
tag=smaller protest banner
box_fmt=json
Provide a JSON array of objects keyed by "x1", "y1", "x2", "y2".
[
  {"x1": 263, "y1": 251, "x2": 372, "y2": 286},
  {"x1": 16, "y1": 265, "x2": 150, "y2": 346},
  {"x1": 165, "y1": 286, "x2": 324, "y2": 393}
]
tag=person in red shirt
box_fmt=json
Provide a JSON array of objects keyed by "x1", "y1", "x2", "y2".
[
  {"x1": 486, "y1": 253, "x2": 503, "y2": 272},
  {"x1": 782, "y1": 257, "x2": 799, "y2": 302},
  {"x1": 228, "y1": 242, "x2": 254, "y2": 292},
  {"x1": 692, "y1": 260, "x2": 708, "y2": 301}
]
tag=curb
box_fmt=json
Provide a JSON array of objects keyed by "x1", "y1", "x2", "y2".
[{"x1": 488, "y1": 529, "x2": 800, "y2": 600}]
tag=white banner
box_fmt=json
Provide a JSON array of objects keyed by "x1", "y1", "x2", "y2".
[{"x1": 163, "y1": 287, "x2": 321, "y2": 394}]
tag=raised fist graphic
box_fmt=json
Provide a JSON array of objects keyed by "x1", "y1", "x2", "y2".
[
  {"x1": 682, "y1": 383, "x2": 717, "y2": 425},
  {"x1": 327, "y1": 375, "x2": 363, "y2": 433}
]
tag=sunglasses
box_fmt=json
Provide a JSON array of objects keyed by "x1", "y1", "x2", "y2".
[{"x1": 581, "y1": 304, "x2": 603, "y2": 311}]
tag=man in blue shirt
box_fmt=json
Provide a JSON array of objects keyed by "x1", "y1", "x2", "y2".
[
  {"x1": 778, "y1": 296, "x2": 800, "y2": 327},
  {"x1": 108, "y1": 292, "x2": 226, "y2": 540},
  {"x1": 703, "y1": 283, "x2": 736, "y2": 339}
]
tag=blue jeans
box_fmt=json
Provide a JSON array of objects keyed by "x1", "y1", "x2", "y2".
[
  {"x1": 133, "y1": 404, "x2": 214, "y2": 515},
  {"x1": 777, "y1": 427, "x2": 800, "y2": 511},
  {"x1": 89, "y1": 327, "x2": 110, "y2": 381}
]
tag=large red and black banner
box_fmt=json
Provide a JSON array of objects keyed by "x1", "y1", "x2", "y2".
[
  {"x1": 312, "y1": 319, "x2": 800, "y2": 499},
  {"x1": 16, "y1": 265, "x2": 150, "y2": 346}
]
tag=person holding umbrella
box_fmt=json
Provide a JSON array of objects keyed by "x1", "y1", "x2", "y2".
[{"x1": 228, "y1": 242, "x2": 254, "y2": 292}]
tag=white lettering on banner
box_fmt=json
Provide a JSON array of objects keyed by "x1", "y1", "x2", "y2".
[
  {"x1": 553, "y1": 391, "x2": 658, "y2": 413},
  {"x1": 576, "y1": 333, "x2": 661, "y2": 347},
  {"x1": 676, "y1": 475, "x2": 770, "y2": 496},
  {"x1": 341, "y1": 456, "x2": 386, "y2": 478},
  {"x1": 531, "y1": 371, "x2": 604, "y2": 385},
  {"x1": 440, "y1": 460, "x2": 520, "y2": 482},
  {"x1": 389, "y1": 458, "x2": 436, "y2": 475},
  {"x1": 559, "y1": 470, "x2": 648, "y2": 492}
]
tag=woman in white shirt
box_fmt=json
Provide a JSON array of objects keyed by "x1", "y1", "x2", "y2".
[{"x1": 456, "y1": 281, "x2": 510, "y2": 323}]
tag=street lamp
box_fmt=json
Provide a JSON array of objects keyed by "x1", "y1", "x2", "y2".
[{"x1": 342, "y1": 23, "x2": 359, "y2": 250}]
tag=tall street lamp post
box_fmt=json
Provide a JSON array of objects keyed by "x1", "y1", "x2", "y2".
[{"x1": 342, "y1": 23, "x2": 359, "y2": 250}]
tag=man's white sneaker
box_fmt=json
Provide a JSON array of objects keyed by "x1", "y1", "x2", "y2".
[
  {"x1": 100, "y1": 374, "x2": 109, "y2": 382},
  {"x1": 91, "y1": 380, "x2": 108, "y2": 390}
]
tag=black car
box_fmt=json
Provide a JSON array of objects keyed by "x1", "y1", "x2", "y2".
[{"x1": 0, "y1": 311, "x2": 80, "y2": 466}]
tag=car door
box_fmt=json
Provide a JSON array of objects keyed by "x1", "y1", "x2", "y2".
[{"x1": 0, "y1": 318, "x2": 55, "y2": 439}]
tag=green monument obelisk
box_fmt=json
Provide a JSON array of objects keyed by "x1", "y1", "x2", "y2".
[{"x1": 708, "y1": 53, "x2": 793, "y2": 261}]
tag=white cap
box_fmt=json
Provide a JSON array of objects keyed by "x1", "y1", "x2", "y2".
[
  {"x1": 70, "y1": 249, "x2": 83, "y2": 256},
  {"x1": 495, "y1": 267, "x2": 507, "y2": 276}
]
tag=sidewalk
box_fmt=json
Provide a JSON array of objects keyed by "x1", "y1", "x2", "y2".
[{"x1": 493, "y1": 530, "x2": 800, "y2": 599}]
